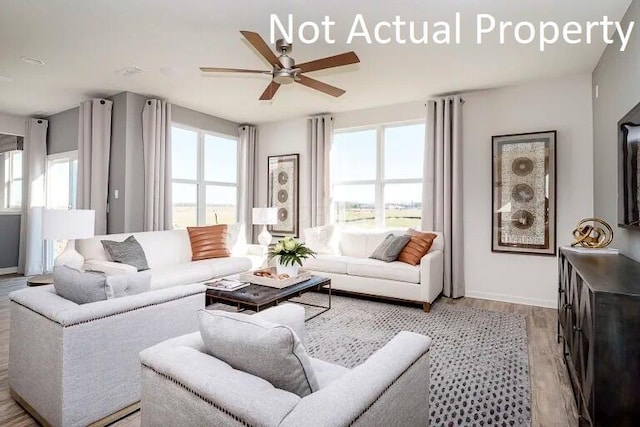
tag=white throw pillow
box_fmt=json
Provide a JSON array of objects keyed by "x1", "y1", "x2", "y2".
[
  {"x1": 303, "y1": 224, "x2": 340, "y2": 255},
  {"x1": 199, "y1": 309, "x2": 320, "y2": 397},
  {"x1": 226, "y1": 223, "x2": 248, "y2": 256}
]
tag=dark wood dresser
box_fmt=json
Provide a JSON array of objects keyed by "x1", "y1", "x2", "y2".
[{"x1": 558, "y1": 249, "x2": 640, "y2": 426}]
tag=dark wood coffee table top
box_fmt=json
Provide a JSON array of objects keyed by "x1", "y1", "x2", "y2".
[{"x1": 205, "y1": 275, "x2": 330, "y2": 310}]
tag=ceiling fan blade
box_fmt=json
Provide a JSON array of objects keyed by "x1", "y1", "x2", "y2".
[
  {"x1": 297, "y1": 52, "x2": 360, "y2": 73},
  {"x1": 200, "y1": 67, "x2": 271, "y2": 74},
  {"x1": 259, "y1": 81, "x2": 281, "y2": 100},
  {"x1": 240, "y1": 31, "x2": 282, "y2": 67},
  {"x1": 296, "y1": 75, "x2": 346, "y2": 97}
]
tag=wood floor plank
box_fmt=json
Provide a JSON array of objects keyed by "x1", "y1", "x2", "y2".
[{"x1": 0, "y1": 275, "x2": 577, "y2": 426}]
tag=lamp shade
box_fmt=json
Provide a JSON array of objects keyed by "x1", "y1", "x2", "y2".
[
  {"x1": 42, "y1": 209, "x2": 95, "y2": 240},
  {"x1": 252, "y1": 207, "x2": 278, "y2": 225}
]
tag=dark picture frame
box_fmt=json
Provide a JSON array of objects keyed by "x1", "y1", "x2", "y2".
[
  {"x1": 491, "y1": 131, "x2": 557, "y2": 256},
  {"x1": 267, "y1": 154, "x2": 299, "y2": 237},
  {"x1": 618, "y1": 100, "x2": 640, "y2": 229}
]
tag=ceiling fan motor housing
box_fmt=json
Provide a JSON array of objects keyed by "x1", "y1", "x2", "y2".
[{"x1": 273, "y1": 54, "x2": 298, "y2": 84}]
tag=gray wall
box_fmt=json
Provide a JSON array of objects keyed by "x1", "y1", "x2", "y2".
[
  {"x1": 593, "y1": 0, "x2": 640, "y2": 260},
  {"x1": 0, "y1": 214, "x2": 21, "y2": 268},
  {"x1": 172, "y1": 105, "x2": 238, "y2": 137},
  {"x1": 47, "y1": 107, "x2": 79, "y2": 155}
]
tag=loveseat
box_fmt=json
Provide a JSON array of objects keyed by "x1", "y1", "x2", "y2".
[
  {"x1": 77, "y1": 225, "x2": 266, "y2": 289},
  {"x1": 303, "y1": 229, "x2": 443, "y2": 311}
]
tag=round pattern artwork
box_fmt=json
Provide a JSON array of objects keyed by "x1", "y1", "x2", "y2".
[
  {"x1": 511, "y1": 210, "x2": 535, "y2": 230},
  {"x1": 278, "y1": 171, "x2": 289, "y2": 185},
  {"x1": 511, "y1": 157, "x2": 534, "y2": 176},
  {"x1": 511, "y1": 183, "x2": 535, "y2": 203},
  {"x1": 278, "y1": 190, "x2": 289, "y2": 203},
  {"x1": 278, "y1": 208, "x2": 289, "y2": 221}
]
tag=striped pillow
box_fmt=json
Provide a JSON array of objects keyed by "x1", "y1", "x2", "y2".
[
  {"x1": 187, "y1": 225, "x2": 230, "y2": 261},
  {"x1": 397, "y1": 229, "x2": 438, "y2": 266}
]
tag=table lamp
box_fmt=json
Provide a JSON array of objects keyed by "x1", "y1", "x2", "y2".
[
  {"x1": 42, "y1": 209, "x2": 95, "y2": 271},
  {"x1": 252, "y1": 207, "x2": 278, "y2": 246}
]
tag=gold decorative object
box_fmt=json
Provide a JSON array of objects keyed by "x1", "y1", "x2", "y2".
[{"x1": 571, "y1": 218, "x2": 614, "y2": 248}]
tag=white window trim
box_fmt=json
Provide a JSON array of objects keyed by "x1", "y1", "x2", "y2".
[
  {"x1": 0, "y1": 150, "x2": 23, "y2": 214},
  {"x1": 332, "y1": 120, "x2": 425, "y2": 228},
  {"x1": 171, "y1": 123, "x2": 240, "y2": 226}
]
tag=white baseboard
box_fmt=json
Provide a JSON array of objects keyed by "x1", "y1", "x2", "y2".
[
  {"x1": 0, "y1": 266, "x2": 18, "y2": 276},
  {"x1": 465, "y1": 290, "x2": 556, "y2": 309}
]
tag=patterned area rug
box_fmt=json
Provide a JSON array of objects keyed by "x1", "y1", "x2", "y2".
[{"x1": 295, "y1": 294, "x2": 531, "y2": 427}]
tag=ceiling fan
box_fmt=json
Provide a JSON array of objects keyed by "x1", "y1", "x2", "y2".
[{"x1": 200, "y1": 31, "x2": 360, "y2": 100}]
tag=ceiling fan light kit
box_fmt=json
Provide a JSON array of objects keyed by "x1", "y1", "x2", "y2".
[{"x1": 200, "y1": 30, "x2": 359, "y2": 100}]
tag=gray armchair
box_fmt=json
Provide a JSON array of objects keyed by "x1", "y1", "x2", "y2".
[{"x1": 140, "y1": 305, "x2": 432, "y2": 427}]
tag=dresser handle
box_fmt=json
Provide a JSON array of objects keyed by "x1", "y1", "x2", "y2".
[
  {"x1": 563, "y1": 303, "x2": 572, "y2": 310},
  {"x1": 559, "y1": 289, "x2": 565, "y2": 294},
  {"x1": 573, "y1": 326, "x2": 582, "y2": 333}
]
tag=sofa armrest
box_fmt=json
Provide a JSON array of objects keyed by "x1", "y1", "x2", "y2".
[
  {"x1": 140, "y1": 337, "x2": 300, "y2": 427},
  {"x1": 10, "y1": 283, "x2": 206, "y2": 327},
  {"x1": 246, "y1": 244, "x2": 269, "y2": 257},
  {"x1": 420, "y1": 249, "x2": 444, "y2": 303},
  {"x1": 84, "y1": 259, "x2": 138, "y2": 275},
  {"x1": 280, "y1": 331, "x2": 431, "y2": 427}
]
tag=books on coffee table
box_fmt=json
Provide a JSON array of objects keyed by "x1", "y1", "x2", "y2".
[{"x1": 205, "y1": 279, "x2": 250, "y2": 292}]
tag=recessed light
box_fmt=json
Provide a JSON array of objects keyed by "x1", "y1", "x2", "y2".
[
  {"x1": 21, "y1": 56, "x2": 45, "y2": 65},
  {"x1": 115, "y1": 66, "x2": 144, "y2": 76},
  {"x1": 0, "y1": 75, "x2": 13, "y2": 83}
]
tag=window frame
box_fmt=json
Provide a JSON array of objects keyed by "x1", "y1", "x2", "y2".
[
  {"x1": 0, "y1": 149, "x2": 23, "y2": 214},
  {"x1": 331, "y1": 120, "x2": 425, "y2": 228},
  {"x1": 170, "y1": 123, "x2": 240, "y2": 227}
]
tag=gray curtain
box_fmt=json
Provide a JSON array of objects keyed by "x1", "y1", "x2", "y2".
[
  {"x1": 77, "y1": 99, "x2": 113, "y2": 235},
  {"x1": 18, "y1": 119, "x2": 48, "y2": 275},
  {"x1": 142, "y1": 99, "x2": 173, "y2": 231},
  {"x1": 422, "y1": 97, "x2": 465, "y2": 298},
  {"x1": 308, "y1": 114, "x2": 333, "y2": 227},
  {"x1": 238, "y1": 125, "x2": 257, "y2": 242}
]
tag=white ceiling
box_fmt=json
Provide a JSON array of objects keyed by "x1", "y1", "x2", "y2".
[{"x1": 0, "y1": 0, "x2": 632, "y2": 124}]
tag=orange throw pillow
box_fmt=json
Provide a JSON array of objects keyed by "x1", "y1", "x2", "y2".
[
  {"x1": 397, "y1": 229, "x2": 437, "y2": 266},
  {"x1": 187, "y1": 225, "x2": 230, "y2": 261}
]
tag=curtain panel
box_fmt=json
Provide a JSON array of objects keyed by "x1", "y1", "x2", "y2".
[
  {"x1": 77, "y1": 99, "x2": 113, "y2": 235},
  {"x1": 238, "y1": 125, "x2": 258, "y2": 242},
  {"x1": 308, "y1": 114, "x2": 333, "y2": 227},
  {"x1": 142, "y1": 99, "x2": 173, "y2": 231},
  {"x1": 422, "y1": 97, "x2": 465, "y2": 298},
  {"x1": 18, "y1": 118, "x2": 48, "y2": 275}
]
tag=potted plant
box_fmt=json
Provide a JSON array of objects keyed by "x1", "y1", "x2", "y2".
[{"x1": 268, "y1": 236, "x2": 316, "y2": 276}]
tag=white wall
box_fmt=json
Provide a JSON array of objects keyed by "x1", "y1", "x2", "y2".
[
  {"x1": 257, "y1": 74, "x2": 593, "y2": 307},
  {"x1": 463, "y1": 74, "x2": 593, "y2": 308}
]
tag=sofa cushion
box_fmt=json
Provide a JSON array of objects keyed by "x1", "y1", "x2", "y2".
[
  {"x1": 150, "y1": 263, "x2": 214, "y2": 290},
  {"x1": 340, "y1": 230, "x2": 407, "y2": 258},
  {"x1": 302, "y1": 255, "x2": 350, "y2": 274},
  {"x1": 188, "y1": 225, "x2": 230, "y2": 261},
  {"x1": 309, "y1": 357, "x2": 350, "y2": 389},
  {"x1": 198, "y1": 310, "x2": 320, "y2": 397},
  {"x1": 53, "y1": 265, "x2": 111, "y2": 304},
  {"x1": 397, "y1": 229, "x2": 438, "y2": 266},
  {"x1": 101, "y1": 235, "x2": 150, "y2": 271},
  {"x1": 370, "y1": 234, "x2": 411, "y2": 262},
  {"x1": 346, "y1": 258, "x2": 420, "y2": 284},
  {"x1": 105, "y1": 271, "x2": 152, "y2": 297},
  {"x1": 226, "y1": 223, "x2": 248, "y2": 256},
  {"x1": 303, "y1": 224, "x2": 340, "y2": 255},
  {"x1": 193, "y1": 257, "x2": 252, "y2": 278}
]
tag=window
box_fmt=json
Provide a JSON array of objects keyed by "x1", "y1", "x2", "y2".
[
  {"x1": 331, "y1": 122, "x2": 425, "y2": 229},
  {"x1": 171, "y1": 125, "x2": 238, "y2": 228},
  {"x1": 1, "y1": 150, "x2": 23, "y2": 211},
  {"x1": 45, "y1": 151, "x2": 78, "y2": 271}
]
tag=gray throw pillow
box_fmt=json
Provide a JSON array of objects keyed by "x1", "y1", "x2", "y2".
[
  {"x1": 198, "y1": 309, "x2": 320, "y2": 397},
  {"x1": 105, "y1": 271, "x2": 152, "y2": 297},
  {"x1": 101, "y1": 235, "x2": 149, "y2": 271},
  {"x1": 53, "y1": 265, "x2": 111, "y2": 304},
  {"x1": 370, "y1": 234, "x2": 411, "y2": 262}
]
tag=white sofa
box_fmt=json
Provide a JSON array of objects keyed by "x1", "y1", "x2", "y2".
[
  {"x1": 303, "y1": 229, "x2": 444, "y2": 311},
  {"x1": 9, "y1": 282, "x2": 205, "y2": 427},
  {"x1": 77, "y1": 227, "x2": 266, "y2": 289}
]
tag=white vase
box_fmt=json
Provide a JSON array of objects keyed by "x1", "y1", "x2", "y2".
[{"x1": 276, "y1": 258, "x2": 299, "y2": 276}]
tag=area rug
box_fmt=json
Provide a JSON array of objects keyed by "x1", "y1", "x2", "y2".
[{"x1": 295, "y1": 293, "x2": 531, "y2": 427}]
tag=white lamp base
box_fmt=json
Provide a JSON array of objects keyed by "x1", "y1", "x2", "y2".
[
  {"x1": 258, "y1": 225, "x2": 272, "y2": 246},
  {"x1": 54, "y1": 240, "x2": 84, "y2": 271}
]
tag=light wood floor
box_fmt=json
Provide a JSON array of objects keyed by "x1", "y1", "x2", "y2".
[{"x1": 0, "y1": 275, "x2": 577, "y2": 427}]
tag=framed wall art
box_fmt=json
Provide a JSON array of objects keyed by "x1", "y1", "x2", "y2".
[
  {"x1": 268, "y1": 154, "x2": 299, "y2": 237},
  {"x1": 492, "y1": 131, "x2": 557, "y2": 256}
]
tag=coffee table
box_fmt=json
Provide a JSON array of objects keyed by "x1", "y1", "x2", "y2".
[{"x1": 205, "y1": 275, "x2": 331, "y2": 321}]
